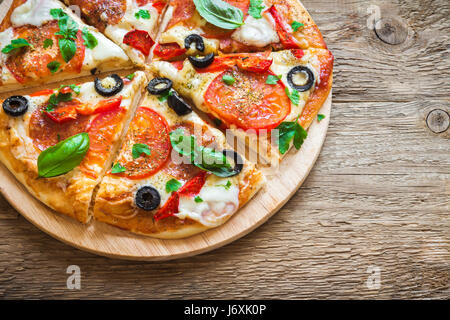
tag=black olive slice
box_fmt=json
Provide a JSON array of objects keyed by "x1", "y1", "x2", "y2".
[
  {"x1": 287, "y1": 66, "x2": 315, "y2": 92},
  {"x1": 167, "y1": 90, "x2": 192, "y2": 116},
  {"x1": 135, "y1": 186, "x2": 161, "y2": 211},
  {"x1": 94, "y1": 74, "x2": 124, "y2": 97},
  {"x1": 188, "y1": 53, "x2": 215, "y2": 69},
  {"x1": 3, "y1": 96, "x2": 28, "y2": 117},
  {"x1": 184, "y1": 34, "x2": 205, "y2": 52},
  {"x1": 222, "y1": 149, "x2": 243, "y2": 177},
  {"x1": 147, "y1": 77, "x2": 173, "y2": 95}
]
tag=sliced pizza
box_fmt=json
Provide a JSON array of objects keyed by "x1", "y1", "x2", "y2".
[
  {"x1": 93, "y1": 79, "x2": 265, "y2": 238},
  {"x1": 0, "y1": 71, "x2": 147, "y2": 223},
  {"x1": 151, "y1": 48, "x2": 333, "y2": 163},
  {"x1": 0, "y1": 0, "x2": 132, "y2": 93},
  {"x1": 63, "y1": 0, "x2": 168, "y2": 66},
  {"x1": 153, "y1": 0, "x2": 326, "y2": 61}
]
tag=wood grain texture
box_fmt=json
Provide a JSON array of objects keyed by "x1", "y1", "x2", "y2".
[{"x1": 0, "y1": 0, "x2": 449, "y2": 299}]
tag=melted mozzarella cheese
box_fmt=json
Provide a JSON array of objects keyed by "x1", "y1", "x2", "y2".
[
  {"x1": 232, "y1": 15, "x2": 279, "y2": 47},
  {"x1": 175, "y1": 184, "x2": 239, "y2": 227},
  {"x1": 82, "y1": 30, "x2": 130, "y2": 69},
  {"x1": 104, "y1": 0, "x2": 160, "y2": 63},
  {"x1": 11, "y1": 0, "x2": 62, "y2": 27},
  {"x1": 159, "y1": 25, "x2": 219, "y2": 55}
]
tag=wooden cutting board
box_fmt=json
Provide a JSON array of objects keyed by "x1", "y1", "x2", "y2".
[{"x1": 0, "y1": 0, "x2": 332, "y2": 260}]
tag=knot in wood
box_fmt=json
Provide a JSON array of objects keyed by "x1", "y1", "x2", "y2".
[
  {"x1": 426, "y1": 109, "x2": 449, "y2": 134},
  {"x1": 374, "y1": 17, "x2": 408, "y2": 45}
]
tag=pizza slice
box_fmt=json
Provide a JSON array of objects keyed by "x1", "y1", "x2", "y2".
[
  {"x1": 0, "y1": 0, "x2": 132, "y2": 93},
  {"x1": 63, "y1": 0, "x2": 168, "y2": 66},
  {"x1": 153, "y1": 0, "x2": 326, "y2": 61},
  {"x1": 151, "y1": 48, "x2": 333, "y2": 164},
  {"x1": 0, "y1": 71, "x2": 147, "y2": 223},
  {"x1": 93, "y1": 79, "x2": 265, "y2": 238}
]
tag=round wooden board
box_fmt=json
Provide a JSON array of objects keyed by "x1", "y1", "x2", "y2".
[{"x1": 0, "y1": 93, "x2": 331, "y2": 261}]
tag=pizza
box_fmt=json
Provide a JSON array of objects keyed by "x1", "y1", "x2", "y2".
[
  {"x1": 63, "y1": 0, "x2": 168, "y2": 66},
  {"x1": 152, "y1": 48, "x2": 333, "y2": 163},
  {"x1": 0, "y1": 0, "x2": 132, "y2": 93},
  {"x1": 93, "y1": 81, "x2": 264, "y2": 238},
  {"x1": 0, "y1": 0, "x2": 333, "y2": 239},
  {"x1": 154, "y1": 0, "x2": 326, "y2": 61},
  {"x1": 0, "y1": 71, "x2": 146, "y2": 222}
]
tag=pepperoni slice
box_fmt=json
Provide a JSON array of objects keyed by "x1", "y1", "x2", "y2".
[
  {"x1": 153, "y1": 43, "x2": 186, "y2": 60},
  {"x1": 66, "y1": 0, "x2": 126, "y2": 32},
  {"x1": 204, "y1": 67, "x2": 290, "y2": 130},
  {"x1": 29, "y1": 106, "x2": 90, "y2": 151},
  {"x1": 123, "y1": 29, "x2": 154, "y2": 56},
  {"x1": 151, "y1": 1, "x2": 167, "y2": 13},
  {"x1": 166, "y1": 0, "x2": 196, "y2": 30},
  {"x1": 6, "y1": 21, "x2": 85, "y2": 84},
  {"x1": 113, "y1": 107, "x2": 171, "y2": 180}
]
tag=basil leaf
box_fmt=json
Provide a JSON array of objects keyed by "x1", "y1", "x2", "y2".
[
  {"x1": 135, "y1": 9, "x2": 151, "y2": 19},
  {"x1": 248, "y1": 0, "x2": 265, "y2": 19},
  {"x1": 166, "y1": 179, "x2": 182, "y2": 193},
  {"x1": 317, "y1": 114, "x2": 325, "y2": 122},
  {"x1": 82, "y1": 27, "x2": 98, "y2": 49},
  {"x1": 47, "y1": 61, "x2": 61, "y2": 73},
  {"x1": 266, "y1": 74, "x2": 281, "y2": 84},
  {"x1": 59, "y1": 38, "x2": 77, "y2": 62},
  {"x1": 194, "y1": 196, "x2": 203, "y2": 203},
  {"x1": 275, "y1": 121, "x2": 307, "y2": 154},
  {"x1": 217, "y1": 180, "x2": 232, "y2": 190},
  {"x1": 169, "y1": 129, "x2": 235, "y2": 177},
  {"x1": 222, "y1": 74, "x2": 235, "y2": 85},
  {"x1": 126, "y1": 73, "x2": 135, "y2": 80},
  {"x1": 111, "y1": 163, "x2": 126, "y2": 174},
  {"x1": 43, "y1": 39, "x2": 53, "y2": 49},
  {"x1": 38, "y1": 133, "x2": 90, "y2": 178},
  {"x1": 291, "y1": 21, "x2": 304, "y2": 32},
  {"x1": 285, "y1": 87, "x2": 300, "y2": 105},
  {"x1": 1, "y1": 38, "x2": 32, "y2": 54},
  {"x1": 50, "y1": 8, "x2": 65, "y2": 19},
  {"x1": 193, "y1": 0, "x2": 244, "y2": 30},
  {"x1": 46, "y1": 91, "x2": 73, "y2": 111},
  {"x1": 132, "y1": 143, "x2": 151, "y2": 159}
]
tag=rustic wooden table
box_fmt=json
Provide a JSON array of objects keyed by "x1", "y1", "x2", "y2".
[{"x1": 0, "y1": 0, "x2": 448, "y2": 299}]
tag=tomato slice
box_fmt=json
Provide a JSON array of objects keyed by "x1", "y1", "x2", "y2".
[
  {"x1": 153, "y1": 42, "x2": 186, "y2": 60},
  {"x1": 123, "y1": 29, "x2": 154, "y2": 56},
  {"x1": 204, "y1": 67, "x2": 290, "y2": 130},
  {"x1": 80, "y1": 107, "x2": 126, "y2": 178},
  {"x1": 268, "y1": 5, "x2": 301, "y2": 49},
  {"x1": 76, "y1": 97, "x2": 122, "y2": 115},
  {"x1": 195, "y1": 53, "x2": 272, "y2": 74},
  {"x1": 6, "y1": 21, "x2": 85, "y2": 84},
  {"x1": 171, "y1": 60, "x2": 184, "y2": 70},
  {"x1": 113, "y1": 107, "x2": 171, "y2": 180}
]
